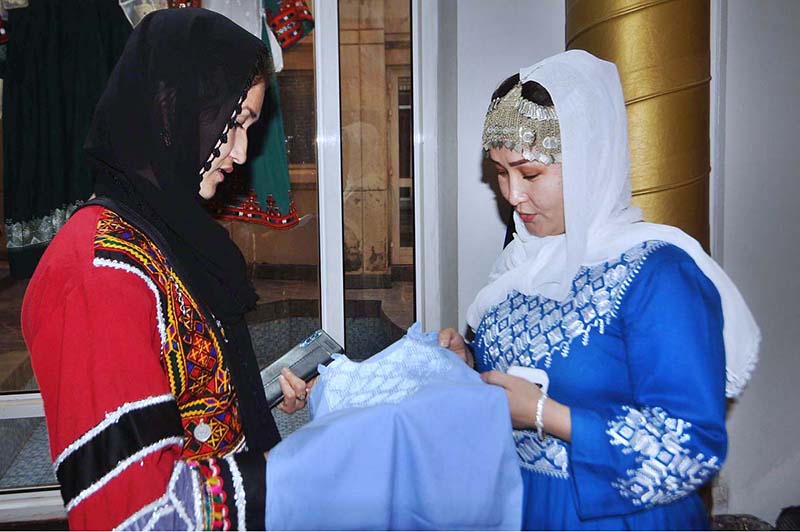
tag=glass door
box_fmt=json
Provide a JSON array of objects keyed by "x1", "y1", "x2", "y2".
[{"x1": 338, "y1": 0, "x2": 415, "y2": 358}]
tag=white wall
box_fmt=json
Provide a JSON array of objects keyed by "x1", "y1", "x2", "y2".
[
  {"x1": 455, "y1": 0, "x2": 566, "y2": 328},
  {"x1": 719, "y1": 0, "x2": 800, "y2": 521}
]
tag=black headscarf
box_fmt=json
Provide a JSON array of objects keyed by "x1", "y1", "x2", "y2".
[{"x1": 84, "y1": 8, "x2": 280, "y2": 451}]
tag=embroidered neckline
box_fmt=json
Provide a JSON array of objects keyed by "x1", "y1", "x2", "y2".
[{"x1": 475, "y1": 240, "x2": 668, "y2": 371}]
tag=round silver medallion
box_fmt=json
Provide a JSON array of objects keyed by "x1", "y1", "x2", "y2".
[{"x1": 194, "y1": 421, "x2": 212, "y2": 442}]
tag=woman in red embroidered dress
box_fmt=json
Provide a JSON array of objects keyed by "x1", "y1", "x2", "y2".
[{"x1": 22, "y1": 8, "x2": 308, "y2": 530}]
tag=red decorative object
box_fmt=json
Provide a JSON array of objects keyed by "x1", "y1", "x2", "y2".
[
  {"x1": 0, "y1": 18, "x2": 9, "y2": 45},
  {"x1": 265, "y1": 0, "x2": 314, "y2": 50},
  {"x1": 213, "y1": 190, "x2": 299, "y2": 229},
  {"x1": 168, "y1": 0, "x2": 202, "y2": 8}
]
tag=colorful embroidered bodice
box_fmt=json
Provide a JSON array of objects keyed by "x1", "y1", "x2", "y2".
[{"x1": 93, "y1": 209, "x2": 244, "y2": 458}]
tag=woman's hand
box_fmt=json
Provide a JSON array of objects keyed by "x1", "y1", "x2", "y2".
[
  {"x1": 277, "y1": 368, "x2": 316, "y2": 414},
  {"x1": 481, "y1": 370, "x2": 572, "y2": 441},
  {"x1": 438, "y1": 328, "x2": 474, "y2": 368},
  {"x1": 481, "y1": 371, "x2": 540, "y2": 428}
]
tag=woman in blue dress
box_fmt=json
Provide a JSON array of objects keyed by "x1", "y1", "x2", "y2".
[{"x1": 439, "y1": 50, "x2": 760, "y2": 530}]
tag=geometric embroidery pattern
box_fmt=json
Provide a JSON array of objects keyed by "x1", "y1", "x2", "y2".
[
  {"x1": 320, "y1": 331, "x2": 455, "y2": 413},
  {"x1": 475, "y1": 240, "x2": 667, "y2": 371},
  {"x1": 474, "y1": 241, "x2": 667, "y2": 474},
  {"x1": 94, "y1": 209, "x2": 244, "y2": 459},
  {"x1": 513, "y1": 430, "x2": 570, "y2": 479},
  {"x1": 607, "y1": 406, "x2": 720, "y2": 507}
]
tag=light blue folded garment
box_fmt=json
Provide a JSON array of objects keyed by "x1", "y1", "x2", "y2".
[{"x1": 266, "y1": 324, "x2": 523, "y2": 530}]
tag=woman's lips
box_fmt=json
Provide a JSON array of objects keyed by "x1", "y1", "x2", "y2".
[{"x1": 518, "y1": 212, "x2": 537, "y2": 223}]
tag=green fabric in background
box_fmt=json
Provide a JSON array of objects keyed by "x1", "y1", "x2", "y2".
[
  {"x1": 249, "y1": 24, "x2": 292, "y2": 215},
  {"x1": 2, "y1": 0, "x2": 131, "y2": 278}
]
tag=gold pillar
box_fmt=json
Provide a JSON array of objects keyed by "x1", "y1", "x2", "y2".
[{"x1": 566, "y1": 0, "x2": 710, "y2": 249}]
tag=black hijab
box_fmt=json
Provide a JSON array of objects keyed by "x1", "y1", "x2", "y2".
[{"x1": 84, "y1": 8, "x2": 280, "y2": 451}]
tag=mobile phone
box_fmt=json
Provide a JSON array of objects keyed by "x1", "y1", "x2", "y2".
[{"x1": 261, "y1": 329, "x2": 344, "y2": 409}]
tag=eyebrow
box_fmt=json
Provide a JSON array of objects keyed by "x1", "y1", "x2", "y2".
[{"x1": 489, "y1": 157, "x2": 537, "y2": 168}]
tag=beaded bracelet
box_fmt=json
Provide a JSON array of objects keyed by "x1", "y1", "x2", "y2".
[{"x1": 535, "y1": 392, "x2": 548, "y2": 441}]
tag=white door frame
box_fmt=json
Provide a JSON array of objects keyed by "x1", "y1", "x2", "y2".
[
  {"x1": 314, "y1": 0, "x2": 346, "y2": 345},
  {"x1": 412, "y1": 0, "x2": 442, "y2": 332}
]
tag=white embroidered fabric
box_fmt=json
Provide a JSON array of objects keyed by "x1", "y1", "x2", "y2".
[
  {"x1": 314, "y1": 326, "x2": 456, "y2": 415},
  {"x1": 513, "y1": 430, "x2": 569, "y2": 479},
  {"x1": 607, "y1": 406, "x2": 720, "y2": 507},
  {"x1": 5, "y1": 200, "x2": 82, "y2": 249}
]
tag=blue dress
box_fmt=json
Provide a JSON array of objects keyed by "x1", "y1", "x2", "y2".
[{"x1": 473, "y1": 242, "x2": 727, "y2": 530}]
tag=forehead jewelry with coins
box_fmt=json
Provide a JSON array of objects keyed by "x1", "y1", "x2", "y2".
[{"x1": 482, "y1": 82, "x2": 562, "y2": 165}]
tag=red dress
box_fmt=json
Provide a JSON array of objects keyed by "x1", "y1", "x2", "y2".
[{"x1": 22, "y1": 206, "x2": 266, "y2": 530}]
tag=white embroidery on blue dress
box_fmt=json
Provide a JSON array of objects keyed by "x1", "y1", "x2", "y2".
[
  {"x1": 513, "y1": 430, "x2": 570, "y2": 479},
  {"x1": 320, "y1": 335, "x2": 455, "y2": 413},
  {"x1": 474, "y1": 241, "x2": 668, "y2": 476},
  {"x1": 607, "y1": 406, "x2": 720, "y2": 507},
  {"x1": 475, "y1": 241, "x2": 667, "y2": 372}
]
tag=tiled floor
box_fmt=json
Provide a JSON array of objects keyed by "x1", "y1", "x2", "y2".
[
  {"x1": 252, "y1": 278, "x2": 416, "y2": 332},
  {"x1": 0, "y1": 419, "x2": 56, "y2": 489}
]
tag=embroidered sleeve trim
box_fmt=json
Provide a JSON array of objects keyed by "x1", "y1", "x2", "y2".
[
  {"x1": 190, "y1": 457, "x2": 234, "y2": 530},
  {"x1": 606, "y1": 405, "x2": 721, "y2": 507},
  {"x1": 65, "y1": 436, "x2": 185, "y2": 512},
  {"x1": 54, "y1": 393, "x2": 174, "y2": 471},
  {"x1": 231, "y1": 450, "x2": 267, "y2": 530},
  {"x1": 56, "y1": 396, "x2": 184, "y2": 512},
  {"x1": 57, "y1": 399, "x2": 183, "y2": 508},
  {"x1": 225, "y1": 455, "x2": 248, "y2": 531},
  {"x1": 114, "y1": 461, "x2": 205, "y2": 531}
]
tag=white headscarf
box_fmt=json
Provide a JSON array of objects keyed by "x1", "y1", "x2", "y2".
[{"x1": 466, "y1": 50, "x2": 759, "y2": 398}]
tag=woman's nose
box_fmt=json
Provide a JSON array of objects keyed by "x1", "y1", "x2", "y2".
[
  {"x1": 507, "y1": 176, "x2": 527, "y2": 206},
  {"x1": 230, "y1": 129, "x2": 248, "y2": 165}
]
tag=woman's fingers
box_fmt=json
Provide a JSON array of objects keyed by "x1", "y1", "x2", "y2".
[
  {"x1": 277, "y1": 373, "x2": 307, "y2": 414},
  {"x1": 282, "y1": 367, "x2": 305, "y2": 388},
  {"x1": 438, "y1": 328, "x2": 462, "y2": 349},
  {"x1": 438, "y1": 328, "x2": 454, "y2": 348},
  {"x1": 480, "y1": 370, "x2": 510, "y2": 388},
  {"x1": 439, "y1": 328, "x2": 474, "y2": 367}
]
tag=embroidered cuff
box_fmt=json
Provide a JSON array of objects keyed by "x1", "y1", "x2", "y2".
[{"x1": 189, "y1": 450, "x2": 266, "y2": 530}]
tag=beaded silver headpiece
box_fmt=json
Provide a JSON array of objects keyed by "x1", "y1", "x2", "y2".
[{"x1": 482, "y1": 82, "x2": 562, "y2": 164}]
